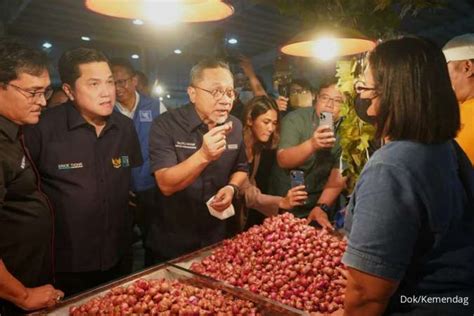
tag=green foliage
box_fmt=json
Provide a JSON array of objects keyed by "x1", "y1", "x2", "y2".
[
  {"x1": 257, "y1": 0, "x2": 446, "y2": 37},
  {"x1": 336, "y1": 59, "x2": 376, "y2": 193}
]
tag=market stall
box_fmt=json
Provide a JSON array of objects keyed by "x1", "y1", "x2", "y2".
[{"x1": 42, "y1": 213, "x2": 346, "y2": 315}]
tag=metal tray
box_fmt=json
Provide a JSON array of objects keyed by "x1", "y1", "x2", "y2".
[{"x1": 40, "y1": 259, "x2": 306, "y2": 315}]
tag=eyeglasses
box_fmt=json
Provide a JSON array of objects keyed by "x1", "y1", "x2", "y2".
[
  {"x1": 115, "y1": 77, "x2": 133, "y2": 87},
  {"x1": 354, "y1": 80, "x2": 377, "y2": 94},
  {"x1": 7, "y1": 83, "x2": 53, "y2": 101},
  {"x1": 193, "y1": 86, "x2": 236, "y2": 100},
  {"x1": 318, "y1": 94, "x2": 344, "y2": 106},
  {"x1": 290, "y1": 88, "x2": 311, "y2": 95}
]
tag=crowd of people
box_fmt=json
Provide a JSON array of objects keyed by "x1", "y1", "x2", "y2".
[{"x1": 0, "y1": 33, "x2": 473, "y2": 316}]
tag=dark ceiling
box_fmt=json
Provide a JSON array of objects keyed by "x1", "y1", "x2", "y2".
[{"x1": 1, "y1": 0, "x2": 473, "y2": 105}]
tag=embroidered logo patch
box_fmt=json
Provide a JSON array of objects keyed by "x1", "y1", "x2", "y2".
[
  {"x1": 58, "y1": 162, "x2": 84, "y2": 170},
  {"x1": 139, "y1": 110, "x2": 153, "y2": 122},
  {"x1": 112, "y1": 156, "x2": 130, "y2": 168},
  {"x1": 121, "y1": 155, "x2": 130, "y2": 167}
]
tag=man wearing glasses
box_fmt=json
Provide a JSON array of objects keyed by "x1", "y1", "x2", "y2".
[
  {"x1": 148, "y1": 58, "x2": 248, "y2": 262},
  {"x1": 0, "y1": 38, "x2": 64, "y2": 314},
  {"x1": 270, "y1": 78, "x2": 346, "y2": 230}
]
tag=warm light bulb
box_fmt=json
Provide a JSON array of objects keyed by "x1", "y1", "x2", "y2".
[
  {"x1": 312, "y1": 37, "x2": 339, "y2": 61},
  {"x1": 154, "y1": 85, "x2": 164, "y2": 95},
  {"x1": 145, "y1": 2, "x2": 183, "y2": 26}
]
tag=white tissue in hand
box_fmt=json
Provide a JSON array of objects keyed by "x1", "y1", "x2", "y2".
[{"x1": 206, "y1": 195, "x2": 235, "y2": 220}]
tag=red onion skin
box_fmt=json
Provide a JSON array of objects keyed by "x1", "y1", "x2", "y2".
[{"x1": 190, "y1": 213, "x2": 348, "y2": 313}]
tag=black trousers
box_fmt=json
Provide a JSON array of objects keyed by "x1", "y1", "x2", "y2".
[{"x1": 133, "y1": 187, "x2": 161, "y2": 268}]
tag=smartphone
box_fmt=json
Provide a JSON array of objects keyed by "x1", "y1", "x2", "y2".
[
  {"x1": 278, "y1": 83, "x2": 289, "y2": 98},
  {"x1": 319, "y1": 111, "x2": 334, "y2": 131},
  {"x1": 290, "y1": 170, "x2": 305, "y2": 188}
]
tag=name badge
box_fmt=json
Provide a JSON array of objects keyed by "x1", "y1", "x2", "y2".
[
  {"x1": 58, "y1": 162, "x2": 84, "y2": 170},
  {"x1": 227, "y1": 144, "x2": 238, "y2": 150},
  {"x1": 175, "y1": 141, "x2": 197, "y2": 149},
  {"x1": 139, "y1": 110, "x2": 153, "y2": 122}
]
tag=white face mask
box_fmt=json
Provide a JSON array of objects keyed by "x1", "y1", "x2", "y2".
[{"x1": 239, "y1": 91, "x2": 254, "y2": 104}]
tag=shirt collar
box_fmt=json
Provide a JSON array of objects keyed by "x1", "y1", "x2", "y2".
[
  {"x1": 185, "y1": 103, "x2": 207, "y2": 133},
  {"x1": 66, "y1": 101, "x2": 117, "y2": 133},
  {"x1": 116, "y1": 91, "x2": 140, "y2": 118},
  {"x1": 0, "y1": 115, "x2": 20, "y2": 141}
]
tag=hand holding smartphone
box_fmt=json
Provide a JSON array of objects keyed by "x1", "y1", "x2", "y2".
[
  {"x1": 311, "y1": 112, "x2": 336, "y2": 150},
  {"x1": 290, "y1": 170, "x2": 305, "y2": 188},
  {"x1": 319, "y1": 111, "x2": 334, "y2": 131}
]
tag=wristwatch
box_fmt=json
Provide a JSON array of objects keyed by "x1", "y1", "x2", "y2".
[{"x1": 315, "y1": 203, "x2": 330, "y2": 213}]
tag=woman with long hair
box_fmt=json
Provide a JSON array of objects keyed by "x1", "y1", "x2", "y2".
[
  {"x1": 238, "y1": 95, "x2": 307, "y2": 229},
  {"x1": 342, "y1": 37, "x2": 474, "y2": 315}
]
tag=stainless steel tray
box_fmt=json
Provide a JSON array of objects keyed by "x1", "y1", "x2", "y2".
[{"x1": 41, "y1": 259, "x2": 306, "y2": 315}]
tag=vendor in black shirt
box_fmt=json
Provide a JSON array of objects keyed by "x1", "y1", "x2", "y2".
[
  {"x1": 148, "y1": 58, "x2": 248, "y2": 261},
  {"x1": 24, "y1": 48, "x2": 142, "y2": 297},
  {"x1": 0, "y1": 38, "x2": 63, "y2": 314}
]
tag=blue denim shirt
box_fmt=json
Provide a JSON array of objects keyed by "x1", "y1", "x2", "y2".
[{"x1": 343, "y1": 141, "x2": 474, "y2": 313}]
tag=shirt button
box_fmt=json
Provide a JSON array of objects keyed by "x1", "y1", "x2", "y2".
[{"x1": 100, "y1": 178, "x2": 105, "y2": 183}]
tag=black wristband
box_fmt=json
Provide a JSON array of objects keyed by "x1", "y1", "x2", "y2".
[{"x1": 315, "y1": 203, "x2": 330, "y2": 213}]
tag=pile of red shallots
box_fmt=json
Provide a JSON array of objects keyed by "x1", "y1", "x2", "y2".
[
  {"x1": 191, "y1": 213, "x2": 347, "y2": 313},
  {"x1": 69, "y1": 278, "x2": 261, "y2": 315}
]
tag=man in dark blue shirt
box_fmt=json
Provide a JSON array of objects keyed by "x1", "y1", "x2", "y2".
[
  {"x1": 148, "y1": 58, "x2": 248, "y2": 261},
  {"x1": 25, "y1": 48, "x2": 142, "y2": 297}
]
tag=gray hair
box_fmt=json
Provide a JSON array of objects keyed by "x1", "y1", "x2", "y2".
[{"x1": 189, "y1": 58, "x2": 232, "y2": 85}]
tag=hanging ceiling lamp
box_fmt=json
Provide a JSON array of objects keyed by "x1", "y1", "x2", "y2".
[
  {"x1": 281, "y1": 27, "x2": 376, "y2": 60},
  {"x1": 85, "y1": 0, "x2": 234, "y2": 24}
]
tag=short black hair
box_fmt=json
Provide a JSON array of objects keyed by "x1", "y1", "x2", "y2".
[
  {"x1": 110, "y1": 57, "x2": 135, "y2": 76},
  {"x1": 317, "y1": 76, "x2": 338, "y2": 93},
  {"x1": 0, "y1": 37, "x2": 49, "y2": 84},
  {"x1": 58, "y1": 47, "x2": 109, "y2": 86},
  {"x1": 291, "y1": 78, "x2": 314, "y2": 93},
  {"x1": 190, "y1": 58, "x2": 231, "y2": 85},
  {"x1": 369, "y1": 37, "x2": 459, "y2": 143}
]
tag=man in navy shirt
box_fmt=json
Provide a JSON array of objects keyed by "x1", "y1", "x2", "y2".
[
  {"x1": 25, "y1": 48, "x2": 142, "y2": 297},
  {"x1": 148, "y1": 58, "x2": 248, "y2": 261},
  {"x1": 111, "y1": 58, "x2": 163, "y2": 266}
]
